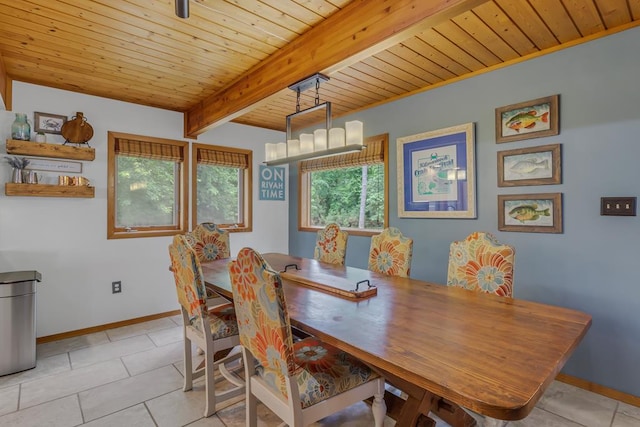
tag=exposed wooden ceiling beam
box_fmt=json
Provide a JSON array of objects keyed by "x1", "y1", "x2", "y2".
[{"x1": 184, "y1": 0, "x2": 488, "y2": 137}]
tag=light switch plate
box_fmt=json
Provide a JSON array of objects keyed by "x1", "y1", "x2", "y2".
[{"x1": 601, "y1": 197, "x2": 636, "y2": 216}]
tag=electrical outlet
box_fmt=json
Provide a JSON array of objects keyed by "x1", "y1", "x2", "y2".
[
  {"x1": 112, "y1": 281, "x2": 122, "y2": 294},
  {"x1": 601, "y1": 197, "x2": 637, "y2": 216}
]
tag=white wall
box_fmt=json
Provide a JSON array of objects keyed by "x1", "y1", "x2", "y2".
[{"x1": 1, "y1": 82, "x2": 288, "y2": 336}]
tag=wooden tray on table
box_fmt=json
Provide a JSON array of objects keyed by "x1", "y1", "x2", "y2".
[{"x1": 280, "y1": 264, "x2": 377, "y2": 300}]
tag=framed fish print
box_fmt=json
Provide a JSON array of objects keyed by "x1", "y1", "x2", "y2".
[
  {"x1": 498, "y1": 193, "x2": 563, "y2": 233},
  {"x1": 397, "y1": 122, "x2": 476, "y2": 218},
  {"x1": 495, "y1": 95, "x2": 559, "y2": 143},
  {"x1": 497, "y1": 144, "x2": 561, "y2": 187}
]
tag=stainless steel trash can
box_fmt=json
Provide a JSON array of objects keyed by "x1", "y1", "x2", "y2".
[{"x1": 0, "y1": 271, "x2": 42, "y2": 376}]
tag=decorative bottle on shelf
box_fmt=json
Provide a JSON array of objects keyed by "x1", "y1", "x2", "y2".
[{"x1": 11, "y1": 113, "x2": 31, "y2": 141}]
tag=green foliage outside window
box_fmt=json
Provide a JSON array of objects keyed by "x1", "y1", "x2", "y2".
[
  {"x1": 197, "y1": 164, "x2": 241, "y2": 224},
  {"x1": 116, "y1": 156, "x2": 178, "y2": 227},
  {"x1": 310, "y1": 164, "x2": 384, "y2": 229}
]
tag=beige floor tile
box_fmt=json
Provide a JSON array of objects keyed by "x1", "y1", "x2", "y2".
[
  {"x1": 70, "y1": 334, "x2": 156, "y2": 369},
  {"x1": 168, "y1": 315, "x2": 183, "y2": 326},
  {"x1": 183, "y1": 415, "x2": 226, "y2": 426},
  {"x1": 122, "y1": 341, "x2": 184, "y2": 376},
  {"x1": 82, "y1": 404, "x2": 155, "y2": 427},
  {"x1": 106, "y1": 318, "x2": 176, "y2": 341},
  {"x1": 613, "y1": 412, "x2": 640, "y2": 427},
  {"x1": 146, "y1": 387, "x2": 208, "y2": 427},
  {"x1": 79, "y1": 365, "x2": 183, "y2": 421},
  {"x1": 537, "y1": 381, "x2": 617, "y2": 427},
  {"x1": 617, "y1": 402, "x2": 640, "y2": 420},
  {"x1": 509, "y1": 407, "x2": 583, "y2": 426},
  {"x1": 215, "y1": 400, "x2": 284, "y2": 427},
  {"x1": 19, "y1": 358, "x2": 129, "y2": 409},
  {"x1": 37, "y1": 332, "x2": 110, "y2": 359},
  {"x1": 311, "y1": 400, "x2": 396, "y2": 426},
  {"x1": 148, "y1": 325, "x2": 183, "y2": 347},
  {"x1": 0, "y1": 384, "x2": 19, "y2": 416},
  {"x1": 0, "y1": 395, "x2": 83, "y2": 427},
  {"x1": 0, "y1": 352, "x2": 70, "y2": 389}
]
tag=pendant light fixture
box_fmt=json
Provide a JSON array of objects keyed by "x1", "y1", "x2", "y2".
[
  {"x1": 175, "y1": 0, "x2": 189, "y2": 18},
  {"x1": 264, "y1": 73, "x2": 364, "y2": 166}
]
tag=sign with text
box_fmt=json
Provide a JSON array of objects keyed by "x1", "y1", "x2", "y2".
[{"x1": 259, "y1": 165, "x2": 286, "y2": 201}]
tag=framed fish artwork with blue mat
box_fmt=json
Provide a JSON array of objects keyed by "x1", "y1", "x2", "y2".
[
  {"x1": 498, "y1": 144, "x2": 561, "y2": 187},
  {"x1": 498, "y1": 193, "x2": 563, "y2": 233},
  {"x1": 495, "y1": 95, "x2": 559, "y2": 143}
]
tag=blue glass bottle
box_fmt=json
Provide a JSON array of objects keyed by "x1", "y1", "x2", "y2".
[{"x1": 11, "y1": 113, "x2": 31, "y2": 141}]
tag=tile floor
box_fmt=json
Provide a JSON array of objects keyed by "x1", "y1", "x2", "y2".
[{"x1": 1, "y1": 316, "x2": 638, "y2": 427}]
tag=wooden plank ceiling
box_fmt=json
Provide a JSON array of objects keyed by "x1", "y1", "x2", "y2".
[{"x1": 0, "y1": 0, "x2": 638, "y2": 136}]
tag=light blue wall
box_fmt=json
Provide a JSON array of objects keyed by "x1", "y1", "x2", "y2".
[{"x1": 289, "y1": 27, "x2": 640, "y2": 396}]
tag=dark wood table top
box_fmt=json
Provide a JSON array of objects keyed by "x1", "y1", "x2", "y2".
[{"x1": 201, "y1": 253, "x2": 591, "y2": 421}]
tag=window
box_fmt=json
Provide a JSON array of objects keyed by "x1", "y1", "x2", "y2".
[
  {"x1": 299, "y1": 133, "x2": 388, "y2": 236},
  {"x1": 192, "y1": 143, "x2": 252, "y2": 232},
  {"x1": 107, "y1": 132, "x2": 188, "y2": 239}
]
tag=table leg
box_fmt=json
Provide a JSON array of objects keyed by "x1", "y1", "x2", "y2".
[{"x1": 431, "y1": 397, "x2": 477, "y2": 427}]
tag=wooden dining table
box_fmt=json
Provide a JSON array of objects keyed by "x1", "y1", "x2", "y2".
[{"x1": 201, "y1": 253, "x2": 591, "y2": 427}]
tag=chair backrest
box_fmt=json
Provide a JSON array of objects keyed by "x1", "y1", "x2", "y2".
[
  {"x1": 368, "y1": 227, "x2": 413, "y2": 277},
  {"x1": 447, "y1": 231, "x2": 515, "y2": 297},
  {"x1": 313, "y1": 223, "x2": 348, "y2": 265},
  {"x1": 187, "y1": 223, "x2": 231, "y2": 263},
  {"x1": 229, "y1": 247, "x2": 296, "y2": 399},
  {"x1": 168, "y1": 234, "x2": 208, "y2": 319}
]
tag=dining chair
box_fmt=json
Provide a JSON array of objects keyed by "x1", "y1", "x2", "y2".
[
  {"x1": 185, "y1": 223, "x2": 230, "y2": 306},
  {"x1": 368, "y1": 227, "x2": 413, "y2": 277},
  {"x1": 228, "y1": 247, "x2": 387, "y2": 427},
  {"x1": 168, "y1": 234, "x2": 244, "y2": 417},
  {"x1": 446, "y1": 231, "x2": 515, "y2": 427},
  {"x1": 447, "y1": 231, "x2": 515, "y2": 297},
  {"x1": 313, "y1": 223, "x2": 348, "y2": 265}
]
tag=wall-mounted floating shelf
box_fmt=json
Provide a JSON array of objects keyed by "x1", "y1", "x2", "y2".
[
  {"x1": 5, "y1": 139, "x2": 95, "y2": 161},
  {"x1": 5, "y1": 183, "x2": 95, "y2": 198}
]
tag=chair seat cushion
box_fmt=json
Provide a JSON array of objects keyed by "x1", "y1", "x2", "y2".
[
  {"x1": 259, "y1": 336, "x2": 379, "y2": 409},
  {"x1": 190, "y1": 303, "x2": 239, "y2": 340}
]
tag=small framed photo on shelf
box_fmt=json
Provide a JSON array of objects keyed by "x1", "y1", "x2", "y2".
[
  {"x1": 498, "y1": 193, "x2": 563, "y2": 233},
  {"x1": 495, "y1": 95, "x2": 559, "y2": 143},
  {"x1": 497, "y1": 143, "x2": 561, "y2": 187},
  {"x1": 34, "y1": 112, "x2": 68, "y2": 135}
]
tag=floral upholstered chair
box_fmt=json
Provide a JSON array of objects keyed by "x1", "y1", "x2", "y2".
[
  {"x1": 228, "y1": 247, "x2": 387, "y2": 427},
  {"x1": 185, "y1": 223, "x2": 230, "y2": 305},
  {"x1": 168, "y1": 235, "x2": 244, "y2": 417},
  {"x1": 313, "y1": 223, "x2": 348, "y2": 265},
  {"x1": 368, "y1": 227, "x2": 413, "y2": 277},
  {"x1": 186, "y1": 223, "x2": 231, "y2": 262},
  {"x1": 447, "y1": 231, "x2": 515, "y2": 297}
]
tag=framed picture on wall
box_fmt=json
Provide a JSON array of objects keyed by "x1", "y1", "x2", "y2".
[
  {"x1": 397, "y1": 122, "x2": 476, "y2": 218},
  {"x1": 497, "y1": 143, "x2": 561, "y2": 187},
  {"x1": 495, "y1": 95, "x2": 559, "y2": 143},
  {"x1": 498, "y1": 193, "x2": 563, "y2": 233},
  {"x1": 34, "y1": 112, "x2": 68, "y2": 134}
]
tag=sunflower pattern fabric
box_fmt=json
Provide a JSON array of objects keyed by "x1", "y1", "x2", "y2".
[
  {"x1": 367, "y1": 227, "x2": 413, "y2": 277},
  {"x1": 228, "y1": 247, "x2": 379, "y2": 409},
  {"x1": 187, "y1": 223, "x2": 231, "y2": 263},
  {"x1": 447, "y1": 232, "x2": 515, "y2": 297},
  {"x1": 313, "y1": 223, "x2": 348, "y2": 265},
  {"x1": 169, "y1": 235, "x2": 238, "y2": 338}
]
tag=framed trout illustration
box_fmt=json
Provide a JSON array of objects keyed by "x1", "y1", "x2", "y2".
[
  {"x1": 397, "y1": 122, "x2": 476, "y2": 218},
  {"x1": 495, "y1": 95, "x2": 559, "y2": 143},
  {"x1": 498, "y1": 144, "x2": 561, "y2": 187},
  {"x1": 498, "y1": 193, "x2": 563, "y2": 233}
]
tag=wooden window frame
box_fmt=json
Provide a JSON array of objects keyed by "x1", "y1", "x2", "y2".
[
  {"x1": 191, "y1": 143, "x2": 253, "y2": 233},
  {"x1": 298, "y1": 133, "x2": 389, "y2": 237},
  {"x1": 107, "y1": 131, "x2": 189, "y2": 239}
]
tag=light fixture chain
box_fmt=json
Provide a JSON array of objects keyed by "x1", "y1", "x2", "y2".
[
  {"x1": 315, "y1": 77, "x2": 320, "y2": 106},
  {"x1": 296, "y1": 88, "x2": 301, "y2": 113}
]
